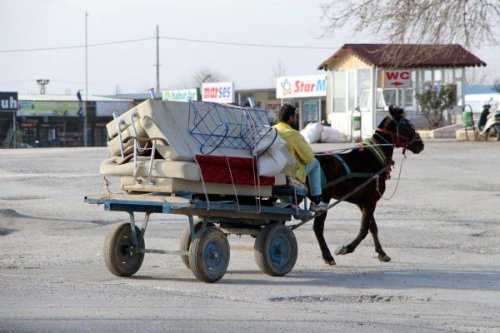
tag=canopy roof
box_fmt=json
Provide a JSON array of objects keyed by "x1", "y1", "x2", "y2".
[{"x1": 318, "y1": 43, "x2": 486, "y2": 70}]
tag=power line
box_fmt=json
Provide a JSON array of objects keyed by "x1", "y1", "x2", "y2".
[
  {"x1": 0, "y1": 37, "x2": 155, "y2": 53},
  {"x1": 160, "y1": 35, "x2": 335, "y2": 49},
  {"x1": 0, "y1": 35, "x2": 334, "y2": 53},
  {"x1": 1, "y1": 34, "x2": 497, "y2": 54}
]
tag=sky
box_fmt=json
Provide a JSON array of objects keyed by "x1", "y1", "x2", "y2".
[{"x1": 1, "y1": 0, "x2": 499, "y2": 96}]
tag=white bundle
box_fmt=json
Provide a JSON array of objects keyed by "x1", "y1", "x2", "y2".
[
  {"x1": 300, "y1": 122, "x2": 323, "y2": 144},
  {"x1": 320, "y1": 126, "x2": 345, "y2": 143},
  {"x1": 253, "y1": 128, "x2": 294, "y2": 177}
]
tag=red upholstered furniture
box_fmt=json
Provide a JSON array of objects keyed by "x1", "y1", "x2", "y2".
[{"x1": 195, "y1": 155, "x2": 275, "y2": 186}]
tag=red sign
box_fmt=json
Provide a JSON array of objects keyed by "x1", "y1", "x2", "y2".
[
  {"x1": 19, "y1": 122, "x2": 37, "y2": 128},
  {"x1": 383, "y1": 70, "x2": 412, "y2": 88}
]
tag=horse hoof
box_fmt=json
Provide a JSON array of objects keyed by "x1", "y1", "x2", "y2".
[
  {"x1": 334, "y1": 246, "x2": 348, "y2": 255},
  {"x1": 324, "y1": 258, "x2": 336, "y2": 266},
  {"x1": 378, "y1": 254, "x2": 391, "y2": 262}
]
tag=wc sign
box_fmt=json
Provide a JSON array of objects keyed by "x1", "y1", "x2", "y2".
[
  {"x1": 0, "y1": 92, "x2": 18, "y2": 112},
  {"x1": 383, "y1": 70, "x2": 412, "y2": 88}
]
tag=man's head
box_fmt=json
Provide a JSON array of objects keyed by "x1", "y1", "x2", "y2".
[{"x1": 278, "y1": 104, "x2": 297, "y2": 125}]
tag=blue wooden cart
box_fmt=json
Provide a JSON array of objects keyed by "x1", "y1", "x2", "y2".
[{"x1": 85, "y1": 190, "x2": 313, "y2": 283}]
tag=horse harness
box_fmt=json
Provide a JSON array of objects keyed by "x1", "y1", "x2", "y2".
[{"x1": 321, "y1": 137, "x2": 393, "y2": 190}]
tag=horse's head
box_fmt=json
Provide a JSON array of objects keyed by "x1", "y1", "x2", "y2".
[{"x1": 376, "y1": 105, "x2": 424, "y2": 154}]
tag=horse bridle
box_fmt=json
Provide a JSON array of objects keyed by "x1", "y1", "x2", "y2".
[{"x1": 375, "y1": 116, "x2": 421, "y2": 151}]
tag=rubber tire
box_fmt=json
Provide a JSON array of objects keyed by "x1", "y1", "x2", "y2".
[
  {"x1": 179, "y1": 219, "x2": 213, "y2": 269},
  {"x1": 254, "y1": 223, "x2": 298, "y2": 277},
  {"x1": 103, "y1": 223, "x2": 145, "y2": 277},
  {"x1": 189, "y1": 227, "x2": 230, "y2": 283}
]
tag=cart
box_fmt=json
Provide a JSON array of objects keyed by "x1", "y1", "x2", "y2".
[
  {"x1": 85, "y1": 188, "x2": 312, "y2": 283},
  {"x1": 89, "y1": 100, "x2": 317, "y2": 282}
]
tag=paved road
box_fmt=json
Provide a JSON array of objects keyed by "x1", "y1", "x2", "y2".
[{"x1": 1, "y1": 141, "x2": 499, "y2": 332}]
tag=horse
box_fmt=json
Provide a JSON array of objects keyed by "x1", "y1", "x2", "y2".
[{"x1": 313, "y1": 105, "x2": 424, "y2": 265}]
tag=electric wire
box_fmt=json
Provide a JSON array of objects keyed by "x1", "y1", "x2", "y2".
[{"x1": 0, "y1": 35, "x2": 334, "y2": 53}]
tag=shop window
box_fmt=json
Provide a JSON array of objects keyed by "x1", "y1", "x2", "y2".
[
  {"x1": 404, "y1": 89, "x2": 415, "y2": 110},
  {"x1": 303, "y1": 100, "x2": 319, "y2": 123},
  {"x1": 332, "y1": 71, "x2": 346, "y2": 112},
  {"x1": 434, "y1": 69, "x2": 443, "y2": 83},
  {"x1": 347, "y1": 71, "x2": 356, "y2": 112},
  {"x1": 383, "y1": 89, "x2": 397, "y2": 107},
  {"x1": 444, "y1": 69, "x2": 454, "y2": 84},
  {"x1": 423, "y1": 70, "x2": 433, "y2": 83},
  {"x1": 357, "y1": 69, "x2": 372, "y2": 113}
]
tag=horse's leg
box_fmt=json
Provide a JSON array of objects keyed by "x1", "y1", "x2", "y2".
[
  {"x1": 335, "y1": 203, "x2": 374, "y2": 256},
  {"x1": 369, "y1": 217, "x2": 391, "y2": 262},
  {"x1": 313, "y1": 213, "x2": 336, "y2": 265}
]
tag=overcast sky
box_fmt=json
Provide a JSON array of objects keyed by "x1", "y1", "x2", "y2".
[{"x1": 1, "y1": 0, "x2": 498, "y2": 96}]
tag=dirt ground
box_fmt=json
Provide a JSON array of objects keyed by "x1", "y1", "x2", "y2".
[{"x1": 1, "y1": 140, "x2": 499, "y2": 332}]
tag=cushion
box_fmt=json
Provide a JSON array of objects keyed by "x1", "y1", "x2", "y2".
[{"x1": 100, "y1": 157, "x2": 200, "y2": 181}]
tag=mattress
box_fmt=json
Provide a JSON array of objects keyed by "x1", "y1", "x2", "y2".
[
  {"x1": 100, "y1": 157, "x2": 200, "y2": 181},
  {"x1": 120, "y1": 175, "x2": 286, "y2": 197}
]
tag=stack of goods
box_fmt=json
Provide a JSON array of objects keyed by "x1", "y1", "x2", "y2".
[{"x1": 100, "y1": 100, "x2": 287, "y2": 197}]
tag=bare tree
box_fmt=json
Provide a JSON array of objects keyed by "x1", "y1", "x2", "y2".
[
  {"x1": 320, "y1": 0, "x2": 499, "y2": 48},
  {"x1": 465, "y1": 67, "x2": 491, "y2": 85},
  {"x1": 273, "y1": 60, "x2": 287, "y2": 78},
  {"x1": 189, "y1": 67, "x2": 226, "y2": 87},
  {"x1": 494, "y1": 79, "x2": 500, "y2": 93}
]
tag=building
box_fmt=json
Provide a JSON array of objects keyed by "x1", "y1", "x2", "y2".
[
  {"x1": 318, "y1": 44, "x2": 486, "y2": 138},
  {"x1": 5, "y1": 94, "x2": 133, "y2": 147}
]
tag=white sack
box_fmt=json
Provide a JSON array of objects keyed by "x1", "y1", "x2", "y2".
[
  {"x1": 253, "y1": 128, "x2": 294, "y2": 177},
  {"x1": 320, "y1": 126, "x2": 345, "y2": 143},
  {"x1": 300, "y1": 122, "x2": 323, "y2": 144}
]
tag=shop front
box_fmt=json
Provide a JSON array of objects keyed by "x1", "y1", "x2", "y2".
[
  {"x1": 0, "y1": 92, "x2": 19, "y2": 148},
  {"x1": 13, "y1": 95, "x2": 133, "y2": 147},
  {"x1": 318, "y1": 44, "x2": 486, "y2": 139},
  {"x1": 17, "y1": 97, "x2": 86, "y2": 147},
  {"x1": 276, "y1": 74, "x2": 327, "y2": 130}
]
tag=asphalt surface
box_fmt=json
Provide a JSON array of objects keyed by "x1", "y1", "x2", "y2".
[{"x1": 1, "y1": 140, "x2": 499, "y2": 332}]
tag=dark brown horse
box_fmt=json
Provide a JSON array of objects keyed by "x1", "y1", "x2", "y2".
[{"x1": 313, "y1": 105, "x2": 424, "y2": 265}]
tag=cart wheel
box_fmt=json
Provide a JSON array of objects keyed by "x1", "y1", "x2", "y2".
[
  {"x1": 254, "y1": 222, "x2": 298, "y2": 276},
  {"x1": 179, "y1": 219, "x2": 214, "y2": 269},
  {"x1": 189, "y1": 226, "x2": 230, "y2": 283},
  {"x1": 103, "y1": 223, "x2": 145, "y2": 277}
]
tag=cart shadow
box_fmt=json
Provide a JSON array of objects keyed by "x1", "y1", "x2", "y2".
[{"x1": 221, "y1": 266, "x2": 500, "y2": 292}]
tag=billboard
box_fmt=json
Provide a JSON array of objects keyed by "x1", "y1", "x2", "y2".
[
  {"x1": 162, "y1": 88, "x2": 200, "y2": 102},
  {"x1": 276, "y1": 75, "x2": 327, "y2": 99},
  {"x1": 17, "y1": 100, "x2": 81, "y2": 117},
  {"x1": 201, "y1": 82, "x2": 235, "y2": 103},
  {"x1": 0, "y1": 92, "x2": 18, "y2": 112}
]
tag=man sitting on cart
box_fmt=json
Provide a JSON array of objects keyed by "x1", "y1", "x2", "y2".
[{"x1": 273, "y1": 104, "x2": 328, "y2": 213}]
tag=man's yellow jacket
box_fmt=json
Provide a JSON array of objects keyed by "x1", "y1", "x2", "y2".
[{"x1": 273, "y1": 122, "x2": 314, "y2": 183}]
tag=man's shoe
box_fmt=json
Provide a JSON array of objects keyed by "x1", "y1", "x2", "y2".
[{"x1": 309, "y1": 200, "x2": 328, "y2": 213}]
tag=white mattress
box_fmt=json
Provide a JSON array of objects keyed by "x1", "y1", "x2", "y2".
[{"x1": 108, "y1": 100, "x2": 264, "y2": 161}]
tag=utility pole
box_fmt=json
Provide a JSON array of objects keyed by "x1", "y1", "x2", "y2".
[
  {"x1": 84, "y1": 10, "x2": 89, "y2": 147},
  {"x1": 155, "y1": 25, "x2": 160, "y2": 95}
]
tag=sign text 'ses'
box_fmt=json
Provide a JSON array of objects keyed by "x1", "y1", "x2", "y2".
[{"x1": 201, "y1": 82, "x2": 235, "y2": 103}]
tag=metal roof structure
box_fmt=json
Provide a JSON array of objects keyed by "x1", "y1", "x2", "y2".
[
  {"x1": 18, "y1": 94, "x2": 131, "y2": 102},
  {"x1": 318, "y1": 43, "x2": 487, "y2": 70}
]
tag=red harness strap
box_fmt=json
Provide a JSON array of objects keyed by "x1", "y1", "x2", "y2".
[{"x1": 375, "y1": 128, "x2": 409, "y2": 148}]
